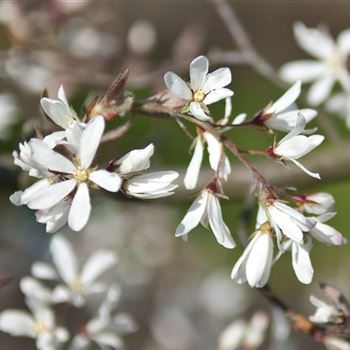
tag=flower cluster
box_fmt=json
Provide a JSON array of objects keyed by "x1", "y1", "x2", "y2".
[
  {"x1": 0, "y1": 235, "x2": 136, "y2": 350},
  {"x1": 10, "y1": 86, "x2": 178, "y2": 232}
]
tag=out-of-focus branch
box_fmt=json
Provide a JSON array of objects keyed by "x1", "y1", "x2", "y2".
[{"x1": 209, "y1": 0, "x2": 343, "y2": 146}]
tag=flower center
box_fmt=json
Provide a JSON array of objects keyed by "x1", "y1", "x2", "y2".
[
  {"x1": 71, "y1": 278, "x2": 84, "y2": 292},
  {"x1": 193, "y1": 90, "x2": 205, "y2": 103},
  {"x1": 260, "y1": 221, "x2": 272, "y2": 233},
  {"x1": 35, "y1": 321, "x2": 48, "y2": 334},
  {"x1": 74, "y1": 168, "x2": 89, "y2": 183},
  {"x1": 328, "y1": 55, "x2": 343, "y2": 71}
]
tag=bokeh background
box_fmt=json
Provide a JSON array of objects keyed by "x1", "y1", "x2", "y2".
[{"x1": 0, "y1": 1, "x2": 349, "y2": 349}]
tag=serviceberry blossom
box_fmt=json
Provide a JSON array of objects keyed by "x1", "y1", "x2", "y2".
[
  {"x1": 255, "y1": 81, "x2": 317, "y2": 132},
  {"x1": 293, "y1": 192, "x2": 336, "y2": 215},
  {"x1": 184, "y1": 130, "x2": 231, "y2": 190},
  {"x1": 280, "y1": 22, "x2": 350, "y2": 105},
  {"x1": 11, "y1": 116, "x2": 122, "y2": 232},
  {"x1": 41, "y1": 85, "x2": 83, "y2": 149},
  {"x1": 231, "y1": 205, "x2": 273, "y2": 288},
  {"x1": 71, "y1": 285, "x2": 136, "y2": 350},
  {"x1": 164, "y1": 55, "x2": 233, "y2": 122},
  {"x1": 309, "y1": 295, "x2": 344, "y2": 324},
  {"x1": 269, "y1": 115, "x2": 324, "y2": 179},
  {"x1": 0, "y1": 298, "x2": 69, "y2": 350},
  {"x1": 175, "y1": 182, "x2": 235, "y2": 249},
  {"x1": 30, "y1": 235, "x2": 118, "y2": 307}
]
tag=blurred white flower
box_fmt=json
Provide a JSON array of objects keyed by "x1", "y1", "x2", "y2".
[
  {"x1": 0, "y1": 298, "x2": 69, "y2": 350},
  {"x1": 309, "y1": 295, "x2": 344, "y2": 324},
  {"x1": 184, "y1": 131, "x2": 231, "y2": 190},
  {"x1": 31, "y1": 235, "x2": 118, "y2": 307},
  {"x1": 218, "y1": 312, "x2": 269, "y2": 350},
  {"x1": 164, "y1": 55, "x2": 233, "y2": 121},
  {"x1": 175, "y1": 187, "x2": 235, "y2": 249},
  {"x1": 280, "y1": 22, "x2": 350, "y2": 105},
  {"x1": 231, "y1": 206, "x2": 273, "y2": 288},
  {"x1": 271, "y1": 115, "x2": 324, "y2": 179},
  {"x1": 72, "y1": 285, "x2": 136, "y2": 349},
  {"x1": 259, "y1": 81, "x2": 317, "y2": 132},
  {"x1": 326, "y1": 92, "x2": 350, "y2": 128},
  {"x1": 127, "y1": 20, "x2": 156, "y2": 55}
]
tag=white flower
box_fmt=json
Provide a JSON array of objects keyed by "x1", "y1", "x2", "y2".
[
  {"x1": 124, "y1": 171, "x2": 179, "y2": 199},
  {"x1": 218, "y1": 312, "x2": 269, "y2": 350},
  {"x1": 0, "y1": 93, "x2": 19, "y2": 140},
  {"x1": 41, "y1": 85, "x2": 83, "y2": 149},
  {"x1": 184, "y1": 131, "x2": 231, "y2": 190},
  {"x1": 294, "y1": 192, "x2": 336, "y2": 215},
  {"x1": 32, "y1": 235, "x2": 118, "y2": 307},
  {"x1": 260, "y1": 81, "x2": 317, "y2": 132},
  {"x1": 0, "y1": 299, "x2": 69, "y2": 350},
  {"x1": 309, "y1": 295, "x2": 344, "y2": 324},
  {"x1": 164, "y1": 55, "x2": 233, "y2": 121},
  {"x1": 13, "y1": 116, "x2": 122, "y2": 232},
  {"x1": 264, "y1": 198, "x2": 315, "y2": 246},
  {"x1": 272, "y1": 115, "x2": 324, "y2": 179},
  {"x1": 280, "y1": 23, "x2": 350, "y2": 105},
  {"x1": 231, "y1": 206, "x2": 273, "y2": 288},
  {"x1": 71, "y1": 285, "x2": 136, "y2": 350},
  {"x1": 175, "y1": 188, "x2": 235, "y2": 249}
]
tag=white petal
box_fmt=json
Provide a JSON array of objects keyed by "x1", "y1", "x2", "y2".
[
  {"x1": 246, "y1": 233, "x2": 273, "y2": 288},
  {"x1": 175, "y1": 192, "x2": 208, "y2": 236},
  {"x1": 41, "y1": 97, "x2": 77, "y2": 129},
  {"x1": 12, "y1": 178, "x2": 51, "y2": 206},
  {"x1": 190, "y1": 55, "x2": 209, "y2": 90},
  {"x1": 277, "y1": 115, "x2": 306, "y2": 144},
  {"x1": 164, "y1": 72, "x2": 192, "y2": 100},
  {"x1": 31, "y1": 262, "x2": 58, "y2": 280},
  {"x1": 50, "y1": 235, "x2": 78, "y2": 285},
  {"x1": 81, "y1": 250, "x2": 118, "y2": 286},
  {"x1": 207, "y1": 194, "x2": 235, "y2": 249},
  {"x1": 279, "y1": 61, "x2": 327, "y2": 83},
  {"x1": 287, "y1": 157, "x2": 321, "y2": 179},
  {"x1": 0, "y1": 311, "x2": 35, "y2": 337},
  {"x1": 232, "y1": 113, "x2": 247, "y2": 125},
  {"x1": 189, "y1": 102, "x2": 213, "y2": 122},
  {"x1": 291, "y1": 240, "x2": 314, "y2": 284},
  {"x1": 204, "y1": 132, "x2": 231, "y2": 180},
  {"x1": 307, "y1": 75, "x2": 335, "y2": 106},
  {"x1": 43, "y1": 131, "x2": 66, "y2": 149},
  {"x1": 20, "y1": 277, "x2": 52, "y2": 303},
  {"x1": 58, "y1": 85, "x2": 69, "y2": 105},
  {"x1": 271, "y1": 81, "x2": 301, "y2": 114},
  {"x1": 231, "y1": 233, "x2": 261, "y2": 283},
  {"x1": 92, "y1": 333, "x2": 123, "y2": 349},
  {"x1": 203, "y1": 88, "x2": 234, "y2": 105},
  {"x1": 268, "y1": 206, "x2": 304, "y2": 243},
  {"x1": 68, "y1": 183, "x2": 91, "y2": 232},
  {"x1": 337, "y1": 28, "x2": 350, "y2": 57},
  {"x1": 29, "y1": 139, "x2": 75, "y2": 174},
  {"x1": 116, "y1": 143, "x2": 154, "y2": 174},
  {"x1": 27, "y1": 179, "x2": 76, "y2": 210},
  {"x1": 294, "y1": 22, "x2": 335, "y2": 60},
  {"x1": 202, "y1": 67, "x2": 232, "y2": 93},
  {"x1": 79, "y1": 116, "x2": 105, "y2": 168},
  {"x1": 310, "y1": 221, "x2": 347, "y2": 245},
  {"x1": 89, "y1": 170, "x2": 122, "y2": 192},
  {"x1": 184, "y1": 137, "x2": 204, "y2": 190}
]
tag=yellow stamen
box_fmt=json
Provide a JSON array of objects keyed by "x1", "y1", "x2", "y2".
[
  {"x1": 260, "y1": 221, "x2": 272, "y2": 233},
  {"x1": 193, "y1": 90, "x2": 205, "y2": 103},
  {"x1": 74, "y1": 169, "x2": 89, "y2": 183}
]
